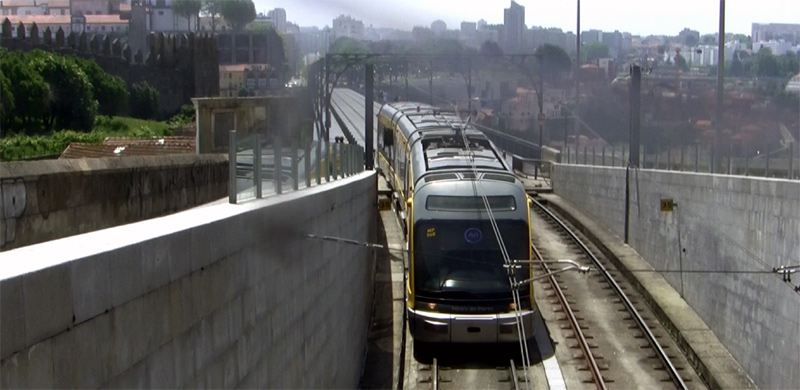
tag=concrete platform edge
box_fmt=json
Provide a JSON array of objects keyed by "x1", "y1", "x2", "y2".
[{"x1": 538, "y1": 193, "x2": 757, "y2": 390}]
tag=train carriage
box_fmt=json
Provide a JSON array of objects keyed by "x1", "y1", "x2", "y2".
[{"x1": 377, "y1": 102, "x2": 537, "y2": 344}]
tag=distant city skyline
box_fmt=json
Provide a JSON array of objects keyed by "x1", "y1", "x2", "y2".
[{"x1": 252, "y1": 0, "x2": 797, "y2": 36}]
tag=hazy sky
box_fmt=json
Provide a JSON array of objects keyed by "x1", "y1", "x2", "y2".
[{"x1": 252, "y1": 0, "x2": 798, "y2": 36}]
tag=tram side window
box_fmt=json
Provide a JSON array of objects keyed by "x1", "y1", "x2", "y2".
[
  {"x1": 382, "y1": 126, "x2": 394, "y2": 150},
  {"x1": 396, "y1": 138, "x2": 406, "y2": 193}
]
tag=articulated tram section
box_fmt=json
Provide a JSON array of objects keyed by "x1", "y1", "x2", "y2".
[{"x1": 333, "y1": 88, "x2": 769, "y2": 390}]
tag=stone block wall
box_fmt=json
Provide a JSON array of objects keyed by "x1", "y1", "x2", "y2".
[
  {"x1": 0, "y1": 154, "x2": 228, "y2": 251},
  {"x1": 0, "y1": 171, "x2": 377, "y2": 388},
  {"x1": 551, "y1": 164, "x2": 800, "y2": 389}
]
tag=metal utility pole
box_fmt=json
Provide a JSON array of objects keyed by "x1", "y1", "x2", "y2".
[
  {"x1": 467, "y1": 58, "x2": 473, "y2": 113},
  {"x1": 536, "y1": 54, "x2": 545, "y2": 179},
  {"x1": 714, "y1": 0, "x2": 725, "y2": 174},
  {"x1": 575, "y1": 0, "x2": 581, "y2": 137},
  {"x1": 365, "y1": 63, "x2": 375, "y2": 170},
  {"x1": 625, "y1": 64, "x2": 642, "y2": 244},
  {"x1": 404, "y1": 60, "x2": 409, "y2": 100},
  {"x1": 562, "y1": 105, "x2": 568, "y2": 158},
  {"x1": 324, "y1": 54, "x2": 331, "y2": 142},
  {"x1": 428, "y1": 60, "x2": 434, "y2": 105},
  {"x1": 630, "y1": 65, "x2": 641, "y2": 168}
]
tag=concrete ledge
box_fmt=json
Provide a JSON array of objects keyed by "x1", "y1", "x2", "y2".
[
  {"x1": 1, "y1": 154, "x2": 228, "y2": 250},
  {"x1": 540, "y1": 193, "x2": 757, "y2": 390},
  {"x1": 1, "y1": 171, "x2": 377, "y2": 388}
]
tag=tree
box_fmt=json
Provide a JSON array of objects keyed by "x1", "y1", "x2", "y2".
[
  {"x1": 28, "y1": 51, "x2": 97, "y2": 131},
  {"x1": 202, "y1": 0, "x2": 222, "y2": 32},
  {"x1": 684, "y1": 34, "x2": 699, "y2": 48},
  {"x1": 700, "y1": 34, "x2": 717, "y2": 45},
  {"x1": 219, "y1": 0, "x2": 255, "y2": 31},
  {"x1": 76, "y1": 59, "x2": 128, "y2": 116},
  {"x1": 329, "y1": 37, "x2": 370, "y2": 55},
  {"x1": 0, "y1": 52, "x2": 51, "y2": 133},
  {"x1": 0, "y1": 68, "x2": 15, "y2": 131},
  {"x1": 732, "y1": 34, "x2": 752, "y2": 48},
  {"x1": 173, "y1": 0, "x2": 202, "y2": 31},
  {"x1": 673, "y1": 53, "x2": 689, "y2": 72},
  {"x1": 130, "y1": 81, "x2": 159, "y2": 119},
  {"x1": 479, "y1": 40, "x2": 504, "y2": 57},
  {"x1": 729, "y1": 50, "x2": 745, "y2": 77},
  {"x1": 584, "y1": 42, "x2": 609, "y2": 62},
  {"x1": 755, "y1": 47, "x2": 780, "y2": 77},
  {"x1": 778, "y1": 52, "x2": 799, "y2": 77},
  {"x1": 534, "y1": 44, "x2": 572, "y2": 81}
]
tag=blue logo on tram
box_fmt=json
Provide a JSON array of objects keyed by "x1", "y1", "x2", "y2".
[{"x1": 464, "y1": 228, "x2": 483, "y2": 244}]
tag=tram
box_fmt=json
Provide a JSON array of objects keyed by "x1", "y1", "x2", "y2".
[{"x1": 377, "y1": 102, "x2": 536, "y2": 344}]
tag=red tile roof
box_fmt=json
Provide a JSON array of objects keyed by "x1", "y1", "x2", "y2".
[
  {"x1": 85, "y1": 14, "x2": 126, "y2": 24},
  {"x1": 2, "y1": 15, "x2": 70, "y2": 25},
  {"x1": 2, "y1": 13, "x2": 127, "y2": 26}
]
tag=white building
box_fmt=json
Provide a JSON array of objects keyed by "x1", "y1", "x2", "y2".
[
  {"x1": 1, "y1": 0, "x2": 73, "y2": 16},
  {"x1": 145, "y1": 0, "x2": 196, "y2": 32},
  {"x1": 267, "y1": 8, "x2": 285, "y2": 33},
  {"x1": 786, "y1": 73, "x2": 800, "y2": 94},
  {"x1": 753, "y1": 40, "x2": 795, "y2": 56},
  {"x1": 686, "y1": 45, "x2": 718, "y2": 67},
  {"x1": 430, "y1": 19, "x2": 446, "y2": 35},
  {"x1": 332, "y1": 14, "x2": 363, "y2": 40}
]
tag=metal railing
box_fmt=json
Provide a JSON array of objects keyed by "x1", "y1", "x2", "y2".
[
  {"x1": 512, "y1": 155, "x2": 554, "y2": 183},
  {"x1": 561, "y1": 144, "x2": 799, "y2": 181},
  {"x1": 228, "y1": 130, "x2": 365, "y2": 204}
]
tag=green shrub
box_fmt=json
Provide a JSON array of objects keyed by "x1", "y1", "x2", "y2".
[
  {"x1": 0, "y1": 131, "x2": 103, "y2": 160},
  {"x1": 0, "y1": 51, "x2": 51, "y2": 133},
  {"x1": 0, "y1": 116, "x2": 173, "y2": 161},
  {"x1": 77, "y1": 59, "x2": 129, "y2": 117},
  {"x1": 0, "y1": 68, "x2": 14, "y2": 128},
  {"x1": 130, "y1": 81, "x2": 160, "y2": 119},
  {"x1": 28, "y1": 51, "x2": 98, "y2": 131}
]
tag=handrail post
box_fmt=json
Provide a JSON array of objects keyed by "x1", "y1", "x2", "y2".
[
  {"x1": 229, "y1": 130, "x2": 237, "y2": 204},
  {"x1": 305, "y1": 141, "x2": 312, "y2": 188},
  {"x1": 347, "y1": 144, "x2": 353, "y2": 176},
  {"x1": 667, "y1": 146, "x2": 672, "y2": 171},
  {"x1": 254, "y1": 133, "x2": 262, "y2": 199},
  {"x1": 275, "y1": 137, "x2": 283, "y2": 195},
  {"x1": 326, "y1": 141, "x2": 332, "y2": 182},
  {"x1": 336, "y1": 142, "x2": 342, "y2": 179},
  {"x1": 602, "y1": 146, "x2": 606, "y2": 166},
  {"x1": 291, "y1": 140, "x2": 299, "y2": 191},
  {"x1": 316, "y1": 140, "x2": 322, "y2": 185}
]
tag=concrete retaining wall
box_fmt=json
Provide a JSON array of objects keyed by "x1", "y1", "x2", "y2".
[
  {"x1": 0, "y1": 171, "x2": 377, "y2": 388},
  {"x1": 552, "y1": 164, "x2": 800, "y2": 389},
  {"x1": 0, "y1": 154, "x2": 228, "y2": 251}
]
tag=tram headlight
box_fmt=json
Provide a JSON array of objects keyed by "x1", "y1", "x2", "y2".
[
  {"x1": 508, "y1": 302, "x2": 517, "y2": 311},
  {"x1": 426, "y1": 302, "x2": 438, "y2": 311}
]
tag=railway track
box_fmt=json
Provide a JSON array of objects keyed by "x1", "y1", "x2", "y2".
[
  {"x1": 529, "y1": 197, "x2": 703, "y2": 389},
  {"x1": 331, "y1": 89, "x2": 376, "y2": 145},
  {"x1": 418, "y1": 357, "x2": 523, "y2": 390}
]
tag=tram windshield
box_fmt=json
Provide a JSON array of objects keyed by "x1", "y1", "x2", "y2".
[{"x1": 414, "y1": 219, "x2": 529, "y2": 300}]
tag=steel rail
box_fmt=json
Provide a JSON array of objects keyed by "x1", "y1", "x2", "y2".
[
  {"x1": 531, "y1": 229, "x2": 606, "y2": 390},
  {"x1": 432, "y1": 358, "x2": 439, "y2": 390},
  {"x1": 509, "y1": 359, "x2": 521, "y2": 390},
  {"x1": 531, "y1": 198, "x2": 688, "y2": 390}
]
